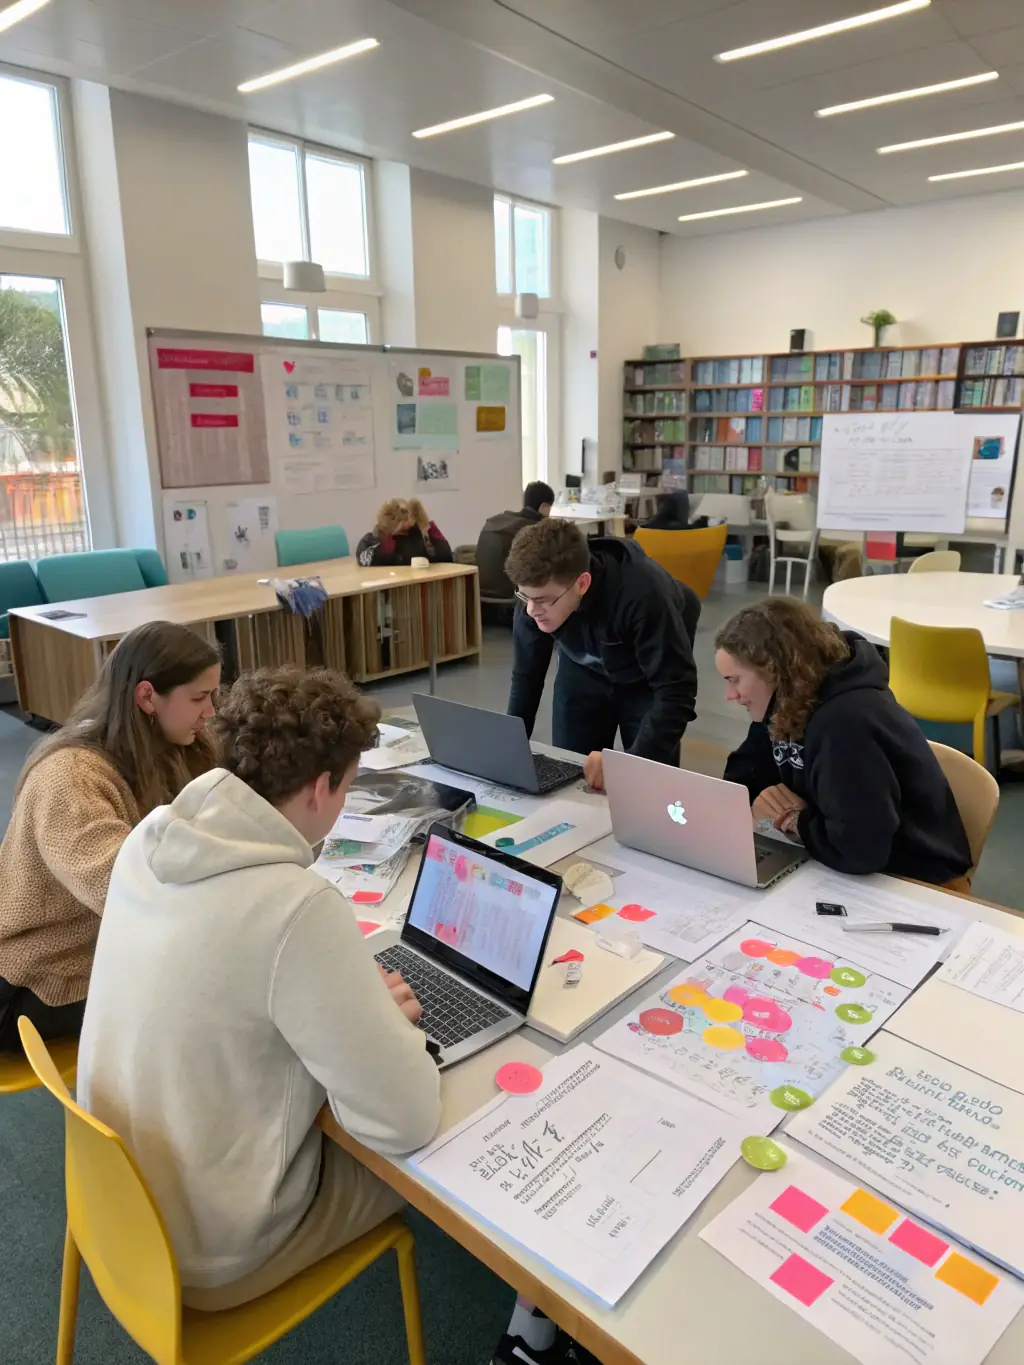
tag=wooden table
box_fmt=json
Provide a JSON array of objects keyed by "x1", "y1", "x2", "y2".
[
  {"x1": 321, "y1": 842, "x2": 1024, "y2": 1365},
  {"x1": 8, "y1": 559, "x2": 480, "y2": 723}
]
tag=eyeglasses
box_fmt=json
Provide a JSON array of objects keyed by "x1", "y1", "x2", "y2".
[{"x1": 515, "y1": 581, "x2": 576, "y2": 613}]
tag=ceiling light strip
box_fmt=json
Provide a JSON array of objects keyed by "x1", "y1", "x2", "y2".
[
  {"x1": 553, "y1": 131, "x2": 674, "y2": 164},
  {"x1": 0, "y1": 0, "x2": 52, "y2": 35},
  {"x1": 817, "y1": 70, "x2": 998, "y2": 117},
  {"x1": 413, "y1": 94, "x2": 554, "y2": 139},
  {"x1": 678, "y1": 197, "x2": 803, "y2": 222},
  {"x1": 929, "y1": 160, "x2": 1024, "y2": 182},
  {"x1": 716, "y1": 0, "x2": 929, "y2": 63},
  {"x1": 878, "y1": 121, "x2": 1024, "y2": 154},
  {"x1": 238, "y1": 38, "x2": 379, "y2": 93},
  {"x1": 615, "y1": 170, "x2": 748, "y2": 200}
]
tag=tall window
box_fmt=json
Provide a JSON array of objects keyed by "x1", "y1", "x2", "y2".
[
  {"x1": 260, "y1": 303, "x2": 369, "y2": 344},
  {"x1": 0, "y1": 72, "x2": 69, "y2": 238},
  {"x1": 498, "y1": 326, "x2": 548, "y2": 485},
  {"x1": 494, "y1": 196, "x2": 551, "y2": 298}
]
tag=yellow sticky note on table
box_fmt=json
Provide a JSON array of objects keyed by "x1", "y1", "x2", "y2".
[
  {"x1": 841, "y1": 1188, "x2": 899, "y2": 1236},
  {"x1": 574, "y1": 903, "x2": 616, "y2": 925},
  {"x1": 935, "y1": 1252, "x2": 1000, "y2": 1306}
]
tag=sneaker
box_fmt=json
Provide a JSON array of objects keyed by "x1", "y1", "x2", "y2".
[{"x1": 490, "y1": 1334, "x2": 563, "y2": 1365}]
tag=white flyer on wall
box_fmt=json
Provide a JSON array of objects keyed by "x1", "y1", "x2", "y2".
[
  {"x1": 261, "y1": 351, "x2": 376, "y2": 492},
  {"x1": 223, "y1": 496, "x2": 279, "y2": 573},
  {"x1": 961, "y1": 414, "x2": 1021, "y2": 520},
  {"x1": 162, "y1": 499, "x2": 214, "y2": 581}
]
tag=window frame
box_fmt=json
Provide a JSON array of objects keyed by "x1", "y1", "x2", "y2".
[
  {"x1": 258, "y1": 289, "x2": 380, "y2": 345},
  {"x1": 0, "y1": 63, "x2": 78, "y2": 253},
  {"x1": 494, "y1": 192, "x2": 556, "y2": 302},
  {"x1": 248, "y1": 128, "x2": 378, "y2": 294}
]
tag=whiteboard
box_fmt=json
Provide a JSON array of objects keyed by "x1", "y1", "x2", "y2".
[
  {"x1": 819, "y1": 413, "x2": 973, "y2": 534},
  {"x1": 147, "y1": 331, "x2": 521, "y2": 581}
]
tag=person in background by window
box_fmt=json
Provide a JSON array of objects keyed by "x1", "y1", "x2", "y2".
[
  {"x1": 355, "y1": 497, "x2": 454, "y2": 568},
  {"x1": 475, "y1": 481, "x2": 554, "y2": 601},
  {"x1": 0, "y1": 622, "x2": 221, "y2": 1052}
]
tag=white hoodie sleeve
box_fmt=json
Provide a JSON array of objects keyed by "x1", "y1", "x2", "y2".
[{"x1": 268, "y1": 887, "x2": 442, "y2": 1156}]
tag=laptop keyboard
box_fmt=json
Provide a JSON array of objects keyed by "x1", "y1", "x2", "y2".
[
  {"x1": 532, "y1": 753, "x2": 584, "y2": 793},
  {"x1": 374, "y1": 944, "x2": 512, "y2": 1049}
]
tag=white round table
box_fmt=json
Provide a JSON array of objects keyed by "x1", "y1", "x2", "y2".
[{"x1": 823, "y1": 572, "x2": 1024, "y2": 659}]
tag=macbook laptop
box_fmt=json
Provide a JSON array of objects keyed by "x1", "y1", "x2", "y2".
[
  {"x1": 372, "y1": 823, "x2": 561, "y2": 1069},
  {"x1": 413, "y1": 693, "x2": 584, "y2": 794},
  {"x1": 602, "y1": 749, "x2": 808, "y2": 890}
]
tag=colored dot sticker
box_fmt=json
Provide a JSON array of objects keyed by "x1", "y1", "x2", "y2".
[
  {"x1": 796, "y1": 956, "x2": 833, "y2": 980},
  {"x1": 703, "y1": 997, "x2": 744, "y2": 1024},
  {"x1": 495, "y1": 1063, "x2": 543, "y2": 1095},
  {"x1": 669, "y1": 982, "x2": 708, "y2": 1008},
  {"x1": 836, "y1": 1002, "x2": 872, "y2": 1024},
  {"x1": 702, "y1": 1024, "x2": 745, "y2": 1051},
  {"x1": 745, "y1": 1036, "x2": 788, "y2": 1063},
  {"x1": 770, "y1": 1085, "x2": 813, "y2": 1112},
  {"x1": 639, "y1": 1008, "x2": 683, "y2": 1036},
  {"x1": 841, "y1": 1046, "x2": 875, "y2": 1066},
  {"x1": 741, "y1": 1136, "x2": 788, "y2": 1172},
  {"x1": 831, "y1": 966, "x2": 866, "y2": 989},
  {"x1": 740, "y1": 938, "x2": 773, "y2": 958},
  {"x1": 723, "y1": 984, "x2": 750, "y2": 1007},
  {"x1": 767, "y1": 948, "x2": 801, "y2": 967},
  {"x1": 496, "y1": 837, "x2": 515, "y2": 849}
]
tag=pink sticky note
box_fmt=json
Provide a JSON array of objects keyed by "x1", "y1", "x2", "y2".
[
  {"x1": 770, "y1": 1185, "x2": 829, "y2": 1234},
  {"x1": 552, "y1": 949, "x2": 585, "y2": 965},
  {"x1": 770, "y1": 1254, "x2": 833, "y2": 1307},
  {"x1": 352, "y1": 891, "x2": 383, "y2": 905},
  {"x1": 617, "y1": 903, "x2": 656, "y2": 922},
  {"x1": 356, "y1": 920, "x2": 379, "y2": 937},
  {"x1": 495, "y1": 1062, "x2": 543, "y2": 1095},
  {"x1": 889, "y1": 1219, "x2": 949, "y2": 1267}
]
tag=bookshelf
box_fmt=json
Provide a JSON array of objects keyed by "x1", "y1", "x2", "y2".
[
  {"x1": 622, "y1": 354, "x2": 688, "y2": 490},
  {"x1": 957, "y1": 343, "x2": 1024, "y2": 409}
]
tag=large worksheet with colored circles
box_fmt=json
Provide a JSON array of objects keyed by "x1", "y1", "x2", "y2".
[{"x1": 593, "y1": 922, "x2": 908, "y2": 1128}]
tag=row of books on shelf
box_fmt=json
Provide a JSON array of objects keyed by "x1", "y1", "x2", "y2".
[
  {"x1": 623, "y1": 446, "x2": 681, "y2": 473},
  {"x1": 692, "y1": 415, "x2": 823, "y2": 443},
  {"x1": 693, "y1": 386, "x2": 764, "y2": 412},
  {"x1": 693, "y1": 445, "x2": 820, "y2": 474},
  {"x1": 627, "y1": 361, "x2": 686, "y2": 387},
  {"x1": 963, "y1": 345, "x2": 1024, "y2": 377},
  {"x1": 690, "y1": 356, "x2": 764, "y2": 385},
  {"x1": 771, "y1": 346, "x2": 960, "y2": 382},
  {"x1": 624, "y1": 390, "x2": 687, "y2": 415},
  {"x1": 959, "y1": 376, "x2": 1024, "y2": 407},
  {"x1": 842, "y1": 379, "x2": 956, "y2": 411},
  {"x1": 692, "y1": 473, "x2": 815, "y2": 494},
  {"x1": 624, "y1": 418, "x2": 687, "y2": 445}
]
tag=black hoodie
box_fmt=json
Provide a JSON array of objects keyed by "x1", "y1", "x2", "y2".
[
  {"x1": 508, "y1": 536, "x2": 700, "y2": 763},
  {"x1": 475, "y1": 506, "x2": 543, "y2": 599},
  {"x1": 723, "y1": 632, "x2": 972, "y2": 885}
]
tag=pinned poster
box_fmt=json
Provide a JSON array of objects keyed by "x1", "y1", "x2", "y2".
[
  {"x1": 476, "y1": 405, "x2": 508, "y2": 437},
  {"x1": 415, "y1": 454, "x2": 458, "y2": 493},
  {"x1": 464, "y1": 362, "x2": 511, "y2": 404},
  {"x1": 223, "y1": 496, "x2": 279, "y2": 574},
  {"x1": 416, "y1": 363, "x2": 453, "y2": 398},
  {"x1": 162, "y1": 499, "x2": 214, "y2": 581}
]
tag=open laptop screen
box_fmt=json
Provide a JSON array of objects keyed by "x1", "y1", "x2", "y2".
[{"x1": 402, "y1": 824, "x2": 561, "y2": 1014}]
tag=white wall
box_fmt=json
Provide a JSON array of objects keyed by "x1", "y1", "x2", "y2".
[
  {"x1": 660, "y1": 188, "x2": 1024, "y2": 355},
  {"x1": 409, "y1": 169, "x2": 498, "y2": 355},
  {"x1": 598, "y1": 218, "x2": 662, "y2": 475},
  {"x1": 560, "y1": 208, "x2": 599, "y2": 483}
]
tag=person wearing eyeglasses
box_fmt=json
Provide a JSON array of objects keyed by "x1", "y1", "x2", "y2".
[{"x1": 504, "y1": 518, "x2": 699, "y2": 791}]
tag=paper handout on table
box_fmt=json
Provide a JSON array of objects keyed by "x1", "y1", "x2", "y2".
[
  {"x1": 411, "y1": 1043, "x2": 744, "y2": 1305},
  {"x1": 788, "y1": 1031, "x2": 1024, "y2": 1278},
  {"x1": 325, "y1": 812, "x2": 418, "y2": 849},
  {"x1": 594, "y1": 921, "x2": 907, "y2": 1126},
  {"x1": 478, "y1": 799, "x2": 611, "y2": 869},
  {"x1": 313, "y1": 845, "x2": 411, "y2": 904},
  {"x1": 936, "y1": 920, "x2": 1024, "y2": 1014},
  {"x1": 756, "y1": 868, "x2": 969, "y2": 989},
  {"x1": 403, "y1": 762, "x2": 569, "y2": 821},
  {"x1": 700, "y1": 1145, "x2": 1023, "y2": 1365}
]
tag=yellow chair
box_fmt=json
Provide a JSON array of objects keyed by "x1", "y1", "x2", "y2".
[
  {"x1": 634, "y1": 523, "x2": 728, "y2": 599},
  {"x1": 928, "y1": 741, "x2": 999, "y2": 885},
  {"x1": 889, "y1": 616, "x2": 1018, "y2": 773},
  {"x1": 0, "y1": 1036, "x2": 77, "y2": 1095},
  {"x1": 17, "y1": 1018, "x2": 426, "y2": 1365},
  {"x1": 908, "y1": 550, "x2": 961, "y2": 574}
]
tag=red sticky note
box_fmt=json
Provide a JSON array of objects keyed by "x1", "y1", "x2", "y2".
[
  {"x1": 495, "y1": 1063, "x2": 543, "y2": 1095},
  {"x1": 771, "y1": 1185, "x2": 829, "y2": 1234},
  {"x1": 352, "y1": 891, "x2": 384, "y2": 904},
  {"x1": 770, "y1": 1253, "x2": 833, "y2": 1307},
  {"x1": 552, "y1": 949, "x2": 585, "y2": 965},
  {"x1": 617, "y1": 903, "x2": 656, "y2": 922},
  {"x1": 356, "y1": 920, "x2": 379, "y2": 938},
  {"x1": 889, "y1": 1219, "x2": 949, "y2": 1267}
]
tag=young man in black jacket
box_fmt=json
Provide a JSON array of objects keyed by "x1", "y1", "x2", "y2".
[
  {"x1": 475, "y1": 482, "x2": 554, "y2": 600},
  {"x1": 505, "y1": 518, "x2": 700, "y2": 791}
]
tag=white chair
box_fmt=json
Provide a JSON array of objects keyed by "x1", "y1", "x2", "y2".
[
  {"x1": 765, "y1": 490, "x2": 819, "y2": 598},
  {"x1": 908, "y1": 549, "x2": 962, "y2": 574}
]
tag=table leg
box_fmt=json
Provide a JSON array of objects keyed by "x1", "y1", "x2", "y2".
[{"x1": 428, "y1": 581, "x2": 438, "y2": 696}]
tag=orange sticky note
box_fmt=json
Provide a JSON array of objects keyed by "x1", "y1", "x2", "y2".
[
  {"x1": 476, "y1": 405, "x2": 506, "y2": 433},
  {"x1": 935, "y1": 1252, "x2": 1000, "y2": 1306},
  {"x1": 841, "y1": 1188, "x2": 899, "y2": 1236},
  {"x1": 574, "y1": 902, "x2": 616, "y2": 925}
]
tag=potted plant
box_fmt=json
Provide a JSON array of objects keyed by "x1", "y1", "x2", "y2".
[{"x1": 861, "y1": 309, "x2": 896, "y2": 347}]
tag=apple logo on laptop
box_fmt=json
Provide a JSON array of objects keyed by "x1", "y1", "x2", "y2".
[{"x1": 667, "y1": 801, "x2": 688, "y2": 826}]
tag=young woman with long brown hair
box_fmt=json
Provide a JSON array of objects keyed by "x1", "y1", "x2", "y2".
[
  {"x1": 0, "y1": 620, "x2": 221, "y2": 1050},
  {"x1": 355, "y1": 496, "x2": 453, "y2": 567},
  {"x1": 714, "y1": 597, "x2": 971, "y2": 887}
]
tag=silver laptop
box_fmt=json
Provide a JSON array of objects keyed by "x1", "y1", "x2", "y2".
[
  {"x1": 602, "y1": 749, "x2": 808, "y2": 890},
  {"x1": 413, "y1": 693, "x2": 583, "y2": 794},
  {"x1": 372, "y1": 823, "x2": 561, "y2": 1069}
]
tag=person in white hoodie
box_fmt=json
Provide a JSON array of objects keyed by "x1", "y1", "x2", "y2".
[{"x1": 76, "y1": 666, "x2": 442, "y2": 1311}]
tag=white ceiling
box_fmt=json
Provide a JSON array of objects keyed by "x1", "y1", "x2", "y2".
[{"x1": 2, "y1": 0, "x2": 1024, "y2": 236}]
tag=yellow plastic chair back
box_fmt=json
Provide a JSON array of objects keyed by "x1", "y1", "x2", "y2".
[
  {"x1": 888, "y1": 617, "x2": 993, "y2": 765},
  {"x1": 18, "y1": 1018, "x2": 427, "y2": 1365},
  {"x1": 634, "y1": 523, "x2": 728, "y2": 598},
  {"x1": 928, "y1": 741, "x2": 999, "y2": 881},
  {"x1": 908, "y1": 550, "x2": 961, "y2": 574},
  {"x1": 0, "y1": 1036, "x2": 77, "y2": 1094}
]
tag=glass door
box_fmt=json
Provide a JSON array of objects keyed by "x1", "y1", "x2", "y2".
[{"x1": 0, "y1": 273, "x2": 88, "y2": 560}]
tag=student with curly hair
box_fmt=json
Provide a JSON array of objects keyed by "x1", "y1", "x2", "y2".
[
  {"x1": 715, "y1": 597, "x2": 971, "y2": 886},
  {"x1": 355, "y1": 495, "x2": 453, "y2": 567},
  {"x1": 77, "y1": 667, "x2": 441, "y2": 1310}
]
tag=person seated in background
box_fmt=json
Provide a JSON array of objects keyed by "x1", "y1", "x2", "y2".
[
  {"x1": 355, "y1": 496, "x2": 453, "y2": 567},
  {"x1": 475, "y1": 480, "x2": 554, "y2": 600},
  {"x1": 715, "y1": 597, "x2": 972, "y2": 887},
  {"x1": 506, "y1": 517, "x2": 699, "y2": 792},
  {"x1": 626, "y1": 488, "x2": 713, "y2": 535},
  {"x1": 77, "y1": 666, "x2": 441, "y2": 1311},
  {"x1": 0, "y1": 621, "x2": 220, "y2": 1052}
]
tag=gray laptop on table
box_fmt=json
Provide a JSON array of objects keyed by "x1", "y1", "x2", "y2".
[
  {"x1": 602, "y1": 748, "x2": 807, "y2": 890},
  {"x1": 413, "y1": 693, "x2": 584, "y2": 794},
  {"x1": 372, "y1": 823, "x2": 561, "y2": 1069}
]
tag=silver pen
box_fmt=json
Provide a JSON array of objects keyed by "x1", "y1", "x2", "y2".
[{"x1": 841, "y1": 921, "x2": 945, "y2": 936}]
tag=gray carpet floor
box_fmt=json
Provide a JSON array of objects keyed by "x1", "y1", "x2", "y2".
[{"x1": 2, "y1": 581, "x2": 1022, "y2": 1363}]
